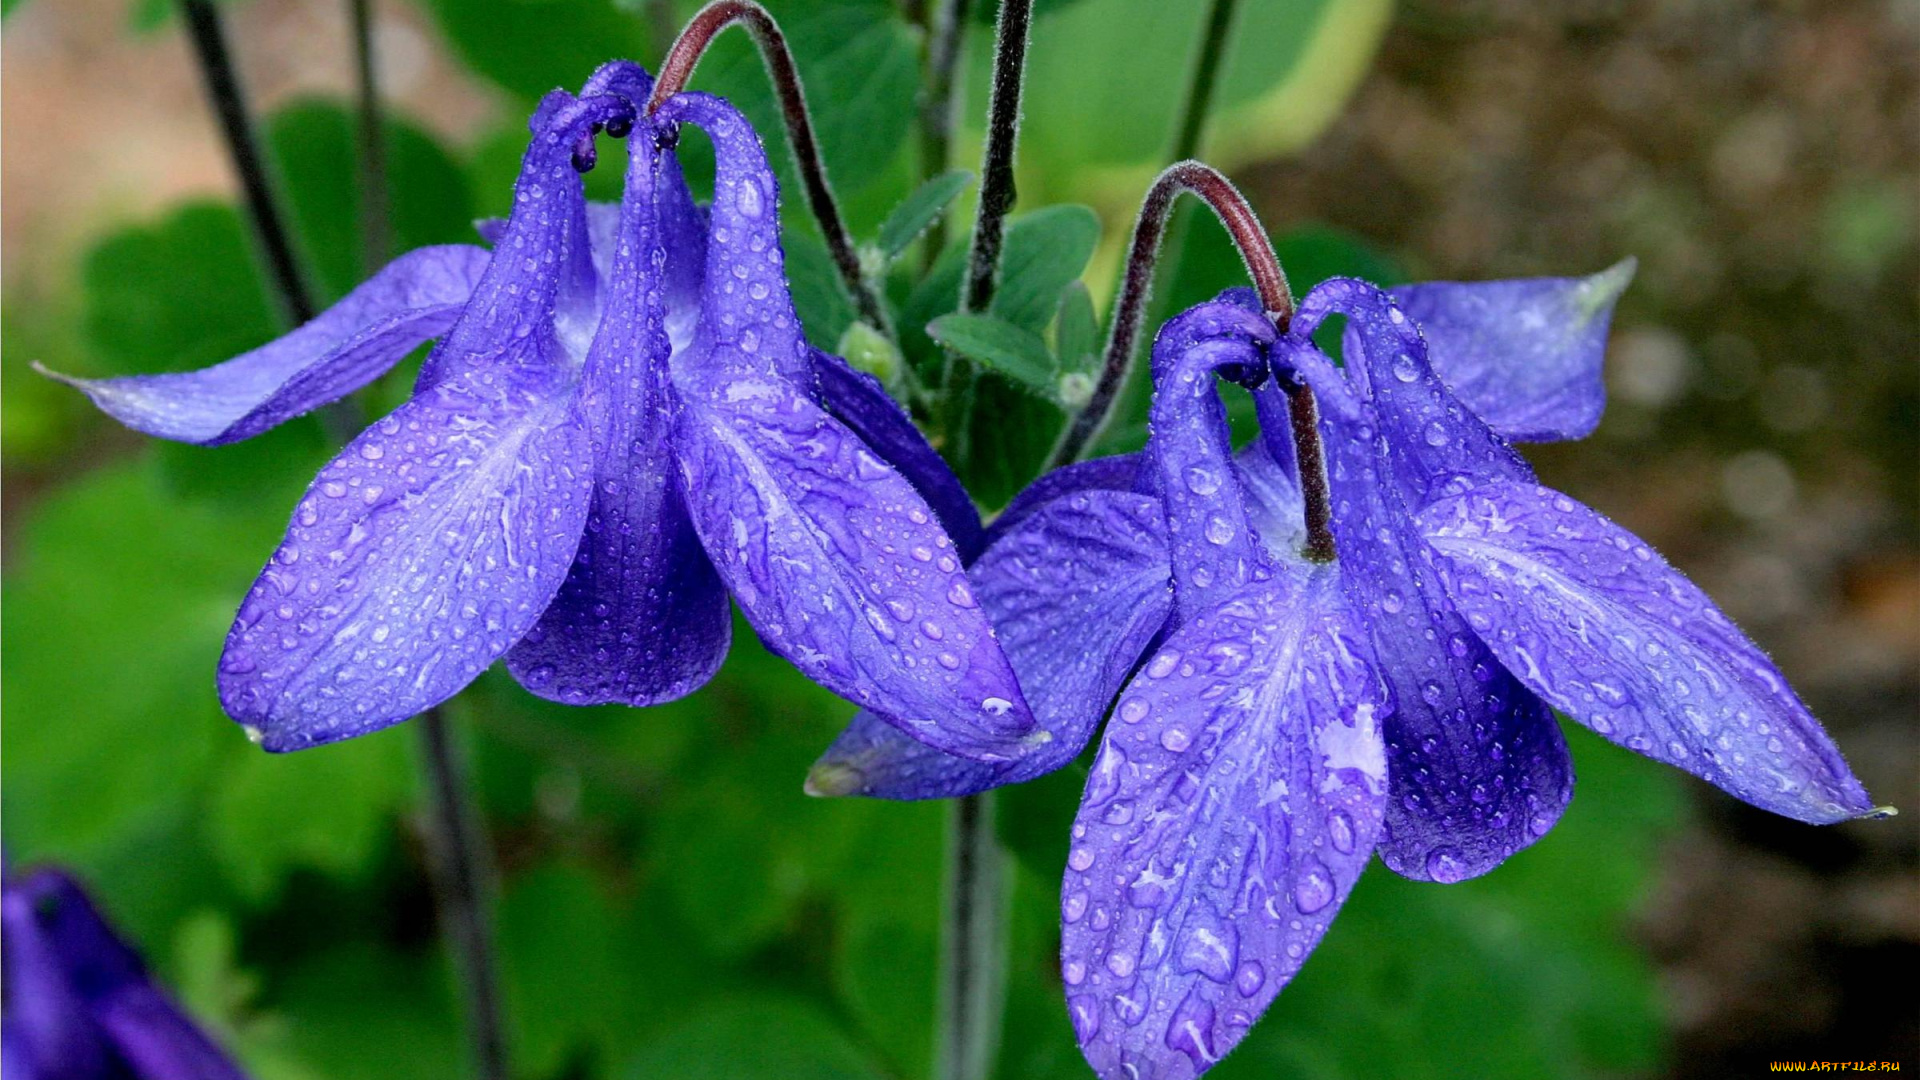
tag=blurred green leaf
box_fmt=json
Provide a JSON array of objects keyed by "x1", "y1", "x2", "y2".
[
  {"x1": 681, "y1": 0, "x2": 919, "y2": 207},
  {"x1": 1, "y1": 458, "x2": 298, "y2": 862},
  {"x1": 422, "y1": 0, "x2": 646, "y2": 103},
  {"x1": 268, "y1": 944, "x2": 464, "y2": 1080},
  {"x1": 928, "y1": 312, "x2": 1057, "y2": 394},
  {"x1": 878, "y1": 169, "x2": 973, "y2": 258},
  {"x1": 499, "y1": 863, "x2": 626, "y2": 1076},
  {"x1": 1052, "y1": 279, "x2": 1099, "y2": 374},
  {"x1": 786, "y1": 227, "x2": 856, "y2": 350},
  {"x1": 206, "y1": 730, "x2": 413, "y2": 902},
  {"x1": 1005, "y1": 0, "x2": 1391, "y2": 194},
  {"x1": 622, "y1": 994, "x2": 886, "y2": 1080},
  {"x1": 265, "y1": 99, "x2": 476, "y2": 302},
  {"x1": 82, "y1": 202, "x2": 280, "y2": 378}
]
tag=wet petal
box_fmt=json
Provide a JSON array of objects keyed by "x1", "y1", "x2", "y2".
[
  {"x1": 39, "y1": 245, "x2": 489, "y2": 445},
  {"x1": 220, "y1": 94, "x2": 628, "y2": 750},
  {"x1": 1418, "y1": 480, "x2": 1878, "y2": 823},
  {"x1": 507, "y1": 114, "x2": 729, "y2": 707},
  {"x1": 1390, "y1": 260, "x2": 1635, "y2": 442},
  {"x1": 808, "y1": 488, "x2": 1173, "y2": 798},
  {"x1": 1235, "y1": 384, "x2": 1305, "y2": 560},
  {"x1": 676, "y1": 368, "x2": 1036, "y2": 761},
  {"x1": 1064, "y1": 570, "x2": 1387, "y2": 1080},
  {"x1": 989, "y1": 452, "x2": 1145, "y2": 544},
  {"x1": 1284, "y1": 284, "x2": 1576, "y2": 881},
  {"x1": 1146, "y1": 299, "x2": 1282, "y2": 613},
  {"x1": 652, "y1": 93, "x2": 808, "y2": 384},
  {"x1": 810, "y1": 346, "x2": 985, "y2": 560},
  {"x1": 220, "y1": 362, "x2": 595, "y2": 749}
]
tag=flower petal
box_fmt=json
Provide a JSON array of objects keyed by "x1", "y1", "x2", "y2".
[
  {"x1": 810, "y1": 346, "x2": 986, "y2": 560},
  {"x1": 807, "y1": 487, "x2": 1173, "y2": 798},
  {"x1": 1145, "y1": 300, "x2": 1282, "y2": 614},
  {"x1": 1063, "y1": 570, "x2": 1387, "y2": 1080},
  {"x1": 1287, "y1": 283, "x2": 1575, "y2": 881},
  {"x1": 220, "y1": 92, "x2": 631, "y2": 749},
  {"x1": 220, "y1": 361, "x2": 595, "y2": 749},
  {"x1": 675, "y1": 367, "x2": 1037, "y2": 760},
  {"x1": 1235, "y1": 385, "x2": 1305, "y2": 559},
  {"x1": 652, "y1": 93, "x2": 808, "y2": 384},
  {"x1": 39, "y1": 245, "x2": 490, "y2": 445},
  {"x1": 1389, "y1": 260, "x2": 1635, "y2": 442},
  {"x1": 506, "y1": 113, "x2": 730, "y2": 707},
  {"x1": 989, "y1": 452, "x2": 1145, "y2": 544},
  {"x1": 1418, "y1": 480, "x2": 1878, "y2": 823}
]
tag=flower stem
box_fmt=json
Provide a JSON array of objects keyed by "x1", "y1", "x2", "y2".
[
  {"x1": 1044, "y1": 161, "x2": 1336, "y2": 561},
  {"x1": 648, "y1": 1, "x2": 892, "y2": 337},
  {"x1": 416, "y1": 706, "x2": 508, "y2": 1080},
  {"x1": 938, "y1": 0, "x2": 1033, "y2": 461},
  {"x1": 917, "y1": 0, "x2": 973, "y2": 268},
  {"x1": 175, "y1": 0, "x2": 316, "y2": 326},
  {"x1": 348, "y1": 0, "x2": 390, "y2": 275},
  {"x1": 936, "y1": 790, "x2": 1009, "y2": 1080}
]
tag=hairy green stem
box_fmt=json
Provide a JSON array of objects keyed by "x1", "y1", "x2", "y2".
[{"x1": 936, "y1": 790, "x2": 1009, "y2": 1080}]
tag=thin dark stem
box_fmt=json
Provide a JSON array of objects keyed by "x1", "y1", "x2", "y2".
[
  {"x1": 1167, "y1": 0, "x2": 1240, "y2": 163},
  {"x1": 417, "y1": 707, "x2": 508, "y2": 1080},
  {"x1": 348, "y1": 0, "x2": 390, "y2": 275},
  {"x1": 936, "y1": 791, "x2": 1008, "y2": 1080},
  {"x1": 176, "y1": 0, "x2": 316, "y2": 325},
  {"x1": 1045, "y1": 161, "x2": 1336, "y2": 560},
  {"x1": 958, "y1": 0, "x2": 1032, "y2": 317},
  {"x1": 918, "y1": 0, "x2": 973, "y2": 268},
  {"x1": 648, "y1": 1, "x2": 892, "y2": 336}
]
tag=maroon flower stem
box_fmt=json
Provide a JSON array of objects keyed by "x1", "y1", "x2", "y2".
[
  {"x1": 647, "y1": 1, "x2": 892, "y2": 336},
  {"x1": 957, "y1": 0, "x2": 1032, "y2": 318},
  {"x1": 1046, "y1": 161, "x2": 1336, "y2": 562}
]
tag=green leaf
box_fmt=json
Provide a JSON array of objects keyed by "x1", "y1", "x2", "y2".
[
  {"x1": 1052, "y1": 279, "x2": 1099, "y2": 374},
  {"x1": 678, "y1": 0, "x2": 920, "y2": 205},
  {"x1": 988, "y1": 204, "x2": 1102, "y2": 333},
  {"x1": 265, "y1": 99, "x2": 476, "y2": 302},
  {"x1": 205, "y1": 729, "x2": 413, "y2": 902},
  {"x1": 81, "y1": 202, "x2": 280, "y2": 378},
  {"x1": 927, "y1": 313, "x2": 1056, "y2": 395},
  {"x1": 622, "y1": 994, "x2": 887, "y2": 1080},
  {"x1": 498, "y1": 863, "x2": 626, "y2": 1076},
  {"x1": 420, "y1": 0, "x2": 647, "y2": 103},
  {"x1": 1, "y1": 458, "x2": 299, "y2": 863},
  {"x1": 785, "y1": 227, "x2": 856, "y2": 351},
  {"x1": 1000, "y1": 0, "x2": 1391, "y2": 195},
  {"x1": 878, "y1": 169, "x2": 973, "y2": 258}
]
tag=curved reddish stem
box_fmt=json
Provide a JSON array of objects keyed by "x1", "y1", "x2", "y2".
[
  {"x1": 1048, "y1": 160, "x2": 1334, "y2": 562},
  {"x1": 648, "y1": 1, "x2": 891, "y2": 335}
]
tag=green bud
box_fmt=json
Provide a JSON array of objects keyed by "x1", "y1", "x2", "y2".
[{"x1": 837, "y1": 320, "x2": 905, "y2": 392}]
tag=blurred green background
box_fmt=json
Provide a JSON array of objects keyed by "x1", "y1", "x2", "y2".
[{"x1": 2, "y1": 1, "x2": 1912, "y2": 1078}]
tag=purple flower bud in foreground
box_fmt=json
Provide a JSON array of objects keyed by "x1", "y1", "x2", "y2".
[{"x1": 2, "y1": 868, "x2": 247, "y2": 1080}]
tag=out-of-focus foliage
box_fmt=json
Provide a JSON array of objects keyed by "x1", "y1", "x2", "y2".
[{"x1": 0, "y1": 2, "x2": 1691, "y2": 1078}]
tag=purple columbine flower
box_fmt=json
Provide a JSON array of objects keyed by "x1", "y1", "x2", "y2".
[
  {"x1": 812, "y1": 270, "x2": 1882, "y2": 1079},
  {"x1": 2, "y1": 868, "x2": 248, "y2": 1080},
  {"x1": 42, "y1": 61, "x2": 1033, "y2": 760}
]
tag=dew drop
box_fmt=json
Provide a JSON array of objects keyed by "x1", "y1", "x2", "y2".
[
  {"x1": 1294, "y1": 859, "x2": 1335, "y2": 913},
  {"x1": 1425, "y1": 847, "x2": 1468, "y2": 883}
]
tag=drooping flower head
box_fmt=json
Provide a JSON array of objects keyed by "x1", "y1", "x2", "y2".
[
  {"x1": 43, "y1": 62, "x2": 1035, "y2": 761},
  {"x1": 812, "y1": 267, "x2": 1883, "y2": 1079},
  {"x1": 2, "y1": 867, "x2": 247, "y2": 1080}
]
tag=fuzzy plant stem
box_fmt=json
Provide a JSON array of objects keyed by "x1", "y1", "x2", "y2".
[
  {"x1": 1045, "y1": 161, "x2": 1335, "y2": 561},
  {"x1": 648, "y1": 0, "x2": 892, "y2": 336},
  {"x1": 348, "y1": 0, "x2": 391, "y2": 273}
]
